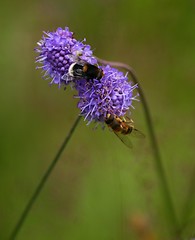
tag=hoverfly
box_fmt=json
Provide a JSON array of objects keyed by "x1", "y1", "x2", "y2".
[{"x1": 105, "y1": 113, "x2": 145, "y2": 148}]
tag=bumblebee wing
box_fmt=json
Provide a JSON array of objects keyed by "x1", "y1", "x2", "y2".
[
  {"x1": 114, "y1": 132, "x2": 133, "y2": 149},
  {"x1": 131, "y1": 128, "x2": 145, "y2": 138}
]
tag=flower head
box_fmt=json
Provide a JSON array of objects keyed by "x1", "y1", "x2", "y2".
[
  {"x1": 35, "y1": 27, "x2": 97, "y2": 86},
  {"x1": 75, "y1": 65, "x2": 138, "y2": 124}
]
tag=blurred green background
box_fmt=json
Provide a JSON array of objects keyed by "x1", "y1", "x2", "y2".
[{"x1": 1, "y1": 0, "x2": 194, "y2": 239}]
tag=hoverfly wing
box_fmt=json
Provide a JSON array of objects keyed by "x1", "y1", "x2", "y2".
[
  {"x1": 122, "y1": 116, "x2": 145, "y2": 138},
  {"x1": 131, "y1": 128, "x2": 145, "y2": 138},
  {"x1": 114, "y1": 132, "x2": 133, "y2": 149}
]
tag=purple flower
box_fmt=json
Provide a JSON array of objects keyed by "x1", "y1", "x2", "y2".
[
  {"x1": 75, "y1": 65, "x2": 139, "y2": 124},
  {"x1": 35, "y1": 27, "x2": 97, "y2": 86},
  {"x1": 35, "y1": 27, "x2": 139, "y2": 125}
]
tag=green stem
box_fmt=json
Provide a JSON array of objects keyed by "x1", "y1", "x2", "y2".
[
  {"x1": 97, "y1": 57, "x2": 181, "y2": 237},
  {"x1": 9, "y1": 116, "x2": 82, "y2": 240}
]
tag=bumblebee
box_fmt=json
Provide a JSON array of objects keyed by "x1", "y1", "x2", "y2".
[
  {"x1": 105, "y1": 113, "x2": 145, "y2": 148},
  {"x1": 68, "y1": 61, "x2": 103, "y2": 80}
]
